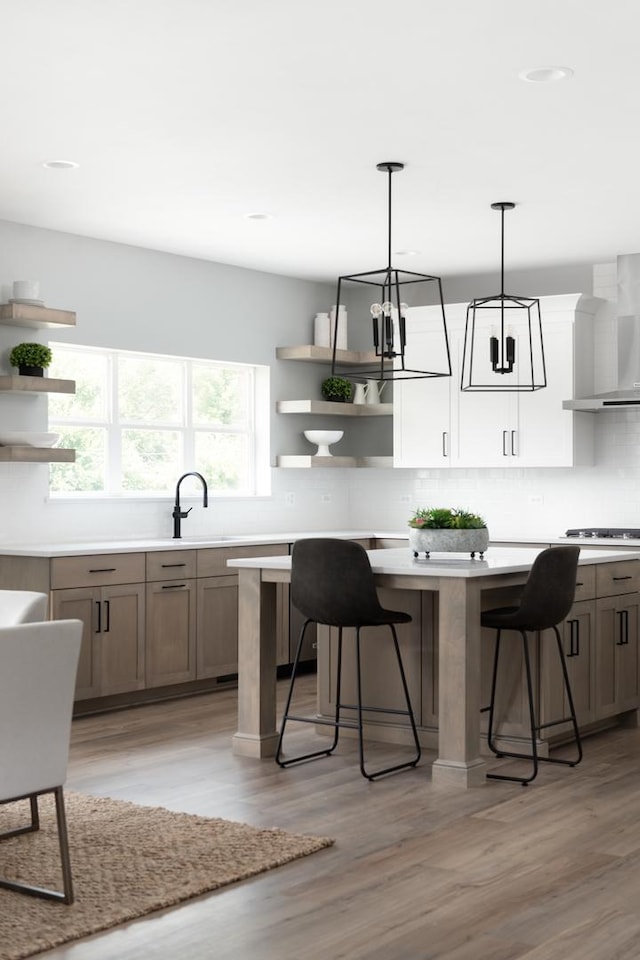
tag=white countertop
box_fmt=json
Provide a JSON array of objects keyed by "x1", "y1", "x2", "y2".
[
  {"x1": 0, "y1": 530, "x2": 379, "y2": 558},
  {"x1": 0, "y1": 529, "x2": 637, "y2": 559},
  {"x1": 228, "y1": 545, "x2": 640, "y2": 579}
]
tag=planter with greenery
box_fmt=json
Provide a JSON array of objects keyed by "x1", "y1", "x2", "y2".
[
  {"x1": 9, "y1": 342, "x2": 53, "y2": 377},
  {"x1": 321, "y1": 376, "x2": 353, "y2": 402},
  {"x1": 408, "y1": 507, "x2": 489, "y2": 559}
]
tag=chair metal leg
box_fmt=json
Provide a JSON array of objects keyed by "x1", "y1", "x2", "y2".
[
  {"x1": 487, "y1": 626, "x2": 583, "y2": 785},
  {"x1": 278, "y1": 619, "x2": 420, "y2": 780},
  {"x1": 275, "y1": 619, "x2": 340, "y2": 768},
  {"x1": 527, "y1": 626, "x2": 583, "y2": 770},
  {"x1": 0, "y1": 788, "x2": 74, "y2": 903},
  {"x1": 357, "y1": 624, "x2": 421, "y2": 781}
]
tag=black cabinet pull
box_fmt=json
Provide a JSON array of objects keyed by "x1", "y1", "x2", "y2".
[
  {"x1": 161, "y1": 563, "x2": 186, "y2": 568},
  {"x1": 613, "y1": 575, "x2": 632, "y2": 581},
  {"x1": 161, "y1": 583, "x2": 187, "y2": 590},
  {"x1": 566, "y1": 618, "x2": 579, "y2": 657},
  {"x1": 96, "y1": 600, "x2": 101, "y2": 633},
  {"x1": 104, "y1": 600, "x2": 110, "y2": 633},
  {"x1": 616, "y1": 609, "x2": 629, "y2": 645},
  {"x1": 89, "y1": 567, "x2": 116, "y2": 573}
]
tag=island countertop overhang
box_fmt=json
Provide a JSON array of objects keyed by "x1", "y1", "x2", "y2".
[{"x1": 227, "y1": 546, "x2": 640, "y2": 579}]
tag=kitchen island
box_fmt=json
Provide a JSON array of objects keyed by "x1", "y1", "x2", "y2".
[{"x1": 228, "y1": 545, "x2": 640, "y2": 789}]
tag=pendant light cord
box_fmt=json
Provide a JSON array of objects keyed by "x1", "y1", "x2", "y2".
[{"x1": 387, "y1": 165, "x2": 393, "y2": 271}]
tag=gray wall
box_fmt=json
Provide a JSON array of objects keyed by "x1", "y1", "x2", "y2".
[{"x1": 3, "y1": 216, "x2": 630, "y2": 546}]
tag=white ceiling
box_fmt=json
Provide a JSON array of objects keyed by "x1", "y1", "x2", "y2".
[{"x1": 2, "y1": 0, "x2": 640, "y2": 283}]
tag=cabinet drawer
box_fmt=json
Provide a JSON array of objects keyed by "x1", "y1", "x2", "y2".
[
  {"x1": 596, "y1": 560, "x2": 640, "y2": 597},
  {"x1": 146, "y1": 550, "x2": 197, "y2": 582},
  {"x1": 574, "y1": 564, "x2": 596, "y2": 601},
  {"x1": 197, "y1": 543, "x2": 288, "y2": 578},
  {"x1": 51, "y1": 553, "x2": 145, "y2": 589}
]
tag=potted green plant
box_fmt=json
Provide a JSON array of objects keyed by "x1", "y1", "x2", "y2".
[
  {"x1": 321, "y1": 376, "x2": 353, "y2": 402},
  {"x1": 9, "y1": 342, "x2": 53, "y2": 377},
  {"x1": 408, "y1": 506, "x2": 489, "y2": 559}
]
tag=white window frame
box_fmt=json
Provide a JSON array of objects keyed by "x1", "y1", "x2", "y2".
[{"x1": 48, "y1": 343, "x2": 270, "y2": 499}]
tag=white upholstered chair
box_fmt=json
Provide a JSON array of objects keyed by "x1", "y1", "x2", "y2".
[
  {"x1": 0, "y1": 618, "x2": 82, "y2": 903},
  {"x1": 0, "y1": 589, "x2": 48, "y2": 625}
]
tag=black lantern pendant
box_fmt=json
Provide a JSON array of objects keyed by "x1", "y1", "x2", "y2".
[
  {"x1": 460, "y1": 202, "x2": 547, "y2": 392},
  {"x1": 330, "y1": 162, "x2": 451, "y2": 383}
]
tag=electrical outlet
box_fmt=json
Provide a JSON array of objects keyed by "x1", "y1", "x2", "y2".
[
  {"x1": 528, "y1": 495, "x2": 544, "y2": 506},
  {"x1": 321, "y1": 493, "x2": 332, "y2": 503},
  {"x1": 400, "y1": 494, "x2": 411, "y2": 503},
  {"x1": 285, "y1": 492, "x2": 295, "y2": 505}
]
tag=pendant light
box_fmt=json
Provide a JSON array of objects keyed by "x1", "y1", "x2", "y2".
[
  {"x1": 460, "y1": 202, "x2": 546, "y2": 392},
  {"x1": 330, "y1": 162, "x2": 451, "y2": 382}
]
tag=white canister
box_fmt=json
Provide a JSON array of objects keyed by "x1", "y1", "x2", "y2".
[
  {"x1": 12, "y1": 280, "x2": 40, "y2": 302},
  {"x1": 313, "y1": 312, "x2": 331, "y2": 348}
]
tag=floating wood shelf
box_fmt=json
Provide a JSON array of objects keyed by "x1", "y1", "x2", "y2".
[
  {"x1": 0, "y1": 375, "x2": 76, "y2": 395},
  {"x1": 276, "y1": 345, "x2": 387, "y2": 366},
  {"x1": 0, "y1": 447, "x2": 75, "y2": 463},
  {"x1": 276, "y1": 400, "x2": 392, "y2": 417},
  {"x1": 0, "y1": 303, "x2": 76, "y2": 329},
  {"x1": 276, "y1": 455, "x2": 393, "y2": 469}
]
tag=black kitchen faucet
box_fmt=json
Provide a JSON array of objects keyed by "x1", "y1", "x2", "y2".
[{"x1": 172, "y1": 472, "x2": 208, "y2": 538}]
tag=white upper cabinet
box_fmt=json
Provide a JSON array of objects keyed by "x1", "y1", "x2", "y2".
[
  {"x1": 393, "y1": 306, "x2": 455, "y2": 466},
  {"x1": 394, "y1": 294, "x2": 599, "y2": 469}
]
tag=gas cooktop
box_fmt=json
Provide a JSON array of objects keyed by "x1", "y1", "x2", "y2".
[{"x1": 565, "y1": 527, "x2": 640, "y2": 540}]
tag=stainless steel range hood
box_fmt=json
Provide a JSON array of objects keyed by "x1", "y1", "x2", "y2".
[{"x1": 564, "y1": 254, "x2": 640, "y2": 411}]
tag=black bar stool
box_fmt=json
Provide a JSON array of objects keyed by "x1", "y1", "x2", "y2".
[
  {"x1": 275, "y1": 538, "x2": 421, "y2": 780},
  {"x1": 481, "y1": 545, "x2": 583, "y2": 785}
]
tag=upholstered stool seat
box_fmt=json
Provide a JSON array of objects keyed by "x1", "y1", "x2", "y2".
[
  {"x1": 275, "y1": 538, "x2": 421, "y2": 780},
  {"x1": 481, "y1": 545, "x2": 583, "y2": 785}
]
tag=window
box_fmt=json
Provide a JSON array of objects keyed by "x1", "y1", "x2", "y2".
[{"x1": 48, "y1": 344, "x2": 269, "y2": 498}]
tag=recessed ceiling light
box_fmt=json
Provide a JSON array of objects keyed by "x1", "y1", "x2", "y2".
[
  {"x1": 42, "y1": 159, "x2": 80, "y2": 170},
  {"x1": 518, "y1": 66, "x2": 574, "y2": 83},
  {"x1": 244, "y1": 212, "x2": 273, "y2": 220},
  {"x1": 394, "y1": 249, "x2": 420, "y2": 257}
]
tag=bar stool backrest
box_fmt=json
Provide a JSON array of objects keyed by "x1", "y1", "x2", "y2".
[
  {"x1": 291, "y1": 538, "x2": 390, "y2": 628},
  {"x1": 507, "y1": 546, "x2": 580, "y2": 631}
]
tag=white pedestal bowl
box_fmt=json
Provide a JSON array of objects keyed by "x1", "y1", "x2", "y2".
[{"x1": 303, "y1": 430, "x2": 344, "y2": 456}]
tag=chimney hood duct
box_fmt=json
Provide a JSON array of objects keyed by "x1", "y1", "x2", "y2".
[{"x1": 563, "y1": 254, "x2": 640, "y2": 411}]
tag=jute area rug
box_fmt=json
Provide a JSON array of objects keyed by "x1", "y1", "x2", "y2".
[{"x1": 0, "y1": 791, "x2": 334, "y2": 960}]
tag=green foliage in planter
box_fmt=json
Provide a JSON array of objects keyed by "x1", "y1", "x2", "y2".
[
  {"x1": 9, "y1": 342, "x2": 53, "y2": 369},
  {"x1": 321, "y1": 376, "x2": 353, "y2": 402},
  {"x1": 409, "y1": 506, "x2": 486, "y2": 529}
]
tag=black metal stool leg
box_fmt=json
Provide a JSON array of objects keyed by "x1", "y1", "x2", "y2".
[
  {"x1": 487, "y1": 630, "x2": 539, "y2": 785},
  {"x1": 275, "y1": 619, "x2": 338, "y2": 767},
  {"x1": 358, "y1": 624, "x2": 421, "y2": 781}
]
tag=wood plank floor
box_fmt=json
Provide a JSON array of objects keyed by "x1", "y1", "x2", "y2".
[{"x1": 38, "y1": 679, "x2": 640, "y2": 959}]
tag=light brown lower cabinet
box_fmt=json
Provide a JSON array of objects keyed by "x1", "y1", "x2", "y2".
[
  {"x1": 595, "y1": 592, "x2": 640, "y2": 718},
  {"x1": 145, "y1": 579, "x2": 197, "y2": 687},
  {"x1": 51, "y1": 583, "x2": 145, "y2": 699},
  {"x1": 196, "y1": 575, "x2": 240, "y2": 679}
]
